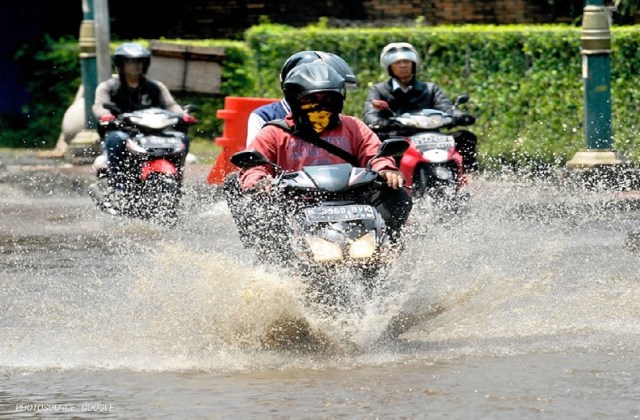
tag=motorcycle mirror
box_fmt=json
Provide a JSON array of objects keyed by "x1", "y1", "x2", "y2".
[
  {"x1": 103, "y1": 102, "x2": 121, "y2": 115},
  {"x1": 368, "y1": 137, "x2": 410, "y2": 170},
  {"x1": 230, "y1": 150, "x2": 273, "y2": 169},
  {"x1": 378, "y1": 137, "x2": 410, "y2": 157},
  {"x1": 184, "y1": 104, "x2": 199, "y2": 114},
  {"x1": 454, "y1": 94, "x2": 469, "y2": 107}
]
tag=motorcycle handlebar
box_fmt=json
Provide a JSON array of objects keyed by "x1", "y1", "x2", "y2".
[{"x1": 101, "y1": 115, "x2": 196, "y2": 133}]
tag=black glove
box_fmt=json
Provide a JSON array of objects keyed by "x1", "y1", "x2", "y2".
[
  {"x1": 369, "y1": 118, "x2": 389, "y2": 131},
  {"x1": 454, "y1": 113, "x2": 476, "y2": 126}
]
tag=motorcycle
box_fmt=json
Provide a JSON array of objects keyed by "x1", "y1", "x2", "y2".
[
  {"x1": 88, "y1": 103, "x2": 198, "y2": 227},
  {"x1": 371, "y1": 95, "x2": 474, "y2": 211},
  {"x1": 230, "y1": 138, "x2": 410, "y2": 290}
]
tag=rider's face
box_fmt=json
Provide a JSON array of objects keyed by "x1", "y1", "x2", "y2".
[
  {"x1": 390, "y1": 59, "x2": 413, "y2": 84},
  {"x1": 299, "y1": 92, "x2": 339, "y2": 133},
  {"x1": 123, "y1": 59, "x2": 144, "y2": 78}
]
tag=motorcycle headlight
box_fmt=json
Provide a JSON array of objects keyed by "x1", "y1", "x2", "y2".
[
  {"x1": 349, "y1": 232, "x2": 376, "y2": 259},
  {"x1": 306, "y1": 237, "x2": 343, "y2": 262}
]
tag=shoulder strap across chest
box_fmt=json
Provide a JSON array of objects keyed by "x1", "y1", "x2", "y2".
[{"x1": 264, "y1": 119, "x2": 360, "y2": 167}]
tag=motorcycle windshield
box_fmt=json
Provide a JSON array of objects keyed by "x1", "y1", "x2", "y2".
[
  {"x1": 302, "y1": 164, "x2": 352, "y2": 192},
  {"x1": 298, "y1": 165, "x2": 378, "y2": 192},
  {"x1": 397, "y1": 110, "x2": 452, "y2": 130},
  {"x1": 124, "y1": 108, "x2": 180, "y2": 130},
  {"x1": 419, "y1": 109, "x2": 449, "y2": 117}
]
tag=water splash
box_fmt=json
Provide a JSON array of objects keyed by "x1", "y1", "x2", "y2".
[{"x1": 3, "y1": 172, "x2": 640, "y2": 374}]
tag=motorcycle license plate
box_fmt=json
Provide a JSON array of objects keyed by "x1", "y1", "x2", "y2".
[
  {"x1": 411, "y1": 133, "x2": 455, "y2": 150},
  {"x1": 304, "y1": 205, "x2": 376, "y2": 223},
  {"x1": 139, "y1": 136, "x2": 181, "y2": 148}
]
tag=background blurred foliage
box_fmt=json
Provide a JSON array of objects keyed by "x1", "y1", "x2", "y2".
[
  {"x1": 2, "y1": 36, "x2": 81, "y2": 148},
  {"x1": 245, "y1": 23, "x2": 640, "y2": 169},
  {"x1": 4, "y1": 23, "x2": 640, "y2": 170},
  {"x1": 2, "y1": 37, "x2": 253, "y2": 149}
]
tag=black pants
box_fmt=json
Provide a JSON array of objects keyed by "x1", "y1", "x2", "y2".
[
  {"x1": 366, "y1": 186, "x2": 413, "y2": 242},
  {"x1": 452, "y1": 130, "x2": 478, "y2": 172}
]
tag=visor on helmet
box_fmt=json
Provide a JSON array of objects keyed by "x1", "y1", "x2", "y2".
[{"x1": 380, "y1": 42, "x2": 420, "y2": 76}]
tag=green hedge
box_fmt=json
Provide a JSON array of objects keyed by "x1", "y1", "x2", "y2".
[
  {"x1": 245, "y1": 23, "x2": 640, "y2": 169},
  {"x1": 5, "y1": 24, "x2": 640, "y2": 169},
  {"x1": 1, "y1": 37, "x2": 253, "y2": 148},
  {"x1": 0, "y1": 36, "x2": 82, "y2": 148}
]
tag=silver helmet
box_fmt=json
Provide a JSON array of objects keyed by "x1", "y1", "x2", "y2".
[{"x1": 379, "y1": 42, "x2": 420, "y2": 76}]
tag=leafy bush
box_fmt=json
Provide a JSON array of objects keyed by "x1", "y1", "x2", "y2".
[
  {"x1": 245, "y1": 23, "x2": 640, "y2": 168},
  {"x1": 1, "y1": 36, "x2": 81, "y2": 148},
  {"x1": 6, "y1": 24, "x2": 640, "y2": 170},
  {"x1": 0, "y1": 38, "x2": 254, "y2": 147}
]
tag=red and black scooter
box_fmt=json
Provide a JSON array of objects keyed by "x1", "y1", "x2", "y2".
[
  {"x1": 88, "y1": 103, "x2": 197, "y2": 227},
  {"x1": 370, "y1": 95, "x2": 473, "y2": 210}
]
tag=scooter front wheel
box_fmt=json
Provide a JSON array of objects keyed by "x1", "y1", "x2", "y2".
[
  {"x1": 414, "y1": 164, "x2": 457, "y2": 201},
  {"x1": 141, "y1": 173, "x2": 181, "y2": 227}
]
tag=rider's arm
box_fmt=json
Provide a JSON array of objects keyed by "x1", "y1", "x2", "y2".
[
  {"x1": 156, "y1": 81, "x2": 183, "y2": 113},
  {"x1": 238, "y1": 126, "x2": 280, "y2": 191},
  {"x1": 348, "y1": 117, "x2": 397, "y2": 172},
  {"x1": 429, "y1": 83, "x2": 455, "y2": 114},
  {"x1": 92, "y1": 81, "x2": 113, "y2": 119},
  {"x1": 246, "y1": 112, "x2": 267, "y2": 148},
  {"x1": 363, "y1": 84, "x2": 392, "y2": 127}
]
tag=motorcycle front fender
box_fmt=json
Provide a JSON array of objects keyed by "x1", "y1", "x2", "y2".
[
  {"x1": 398, "y1": 146, "x2": 425, "y2": 186},
  {"x1": 141, "y1": 158, "x2": 178, "y2": 181}
]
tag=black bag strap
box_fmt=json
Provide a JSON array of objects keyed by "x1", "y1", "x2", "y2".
[
  {"x1": 264, "y1": 119, "x2": 292, "y2": 131},
  {"x1": 264, "y1": 119, "x2": 360, "y2": 167}
]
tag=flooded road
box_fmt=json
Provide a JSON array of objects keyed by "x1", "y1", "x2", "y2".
[{"x1": 1, "y1": 151, "x2": 640, "y2": 418}]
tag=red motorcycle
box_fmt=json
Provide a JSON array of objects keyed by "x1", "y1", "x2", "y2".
[
  {"x1": 370, "y1": 95, "x2": 473, "y2": 210},
  {"x1": 88, "y1": 104, "x2": 198, "y2": 227}
]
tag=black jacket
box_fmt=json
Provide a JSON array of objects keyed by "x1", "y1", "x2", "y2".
[
  {"x1": 363, "y1": 78, "x2": 454, "y2": 127},
  {"x1": 106, "y1": 76, "x2": 164, "y2": 113}
]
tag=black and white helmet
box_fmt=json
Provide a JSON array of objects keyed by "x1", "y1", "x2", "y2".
[
  {"x1": 379, "y1": 42, "x2": 420, "y2": 76},
  {"x1": 113, "y1": 42, "x2": 151, "y2": 74},
  {"x1": 283, "y1": 61, "x2": 346, "y2": 103},
  {"x1": 282, "y1": 61, "x2": 346, "y2": 133},
  {"x1": 314, "y1": 51, "x2": 357, "y2": 90},
  {"x1": 279, "y1": 51, "x2": 356, "y2": 90}
]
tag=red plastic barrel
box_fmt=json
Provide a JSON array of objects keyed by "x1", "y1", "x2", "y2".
[{"x1": 207, "y1": 96, "x2": 279, "y2": 184}]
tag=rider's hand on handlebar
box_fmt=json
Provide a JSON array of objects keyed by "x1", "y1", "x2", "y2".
[
  {"x1": 182, "y1": 113, "x2": 197, "y2": 124},
  {"x1": 253, "y1": 176, "x2": 273, "y2": 193},
  {"x1": 99, "y1": 114, "x2": 116, "y2": 123},
  {"x1": 454, "y1": 112, "x2": 476, "y2": 126},
  {"x1": 379, "y1": 170, "x2": 405, "y2": 190},
  {"x1": 371, "y1": 99, "x2": 390, "y2": 110}
]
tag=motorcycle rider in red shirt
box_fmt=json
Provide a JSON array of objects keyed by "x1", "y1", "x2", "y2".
[{"x1": 226, "y1": 61, "x2": 412, "y2": 252}]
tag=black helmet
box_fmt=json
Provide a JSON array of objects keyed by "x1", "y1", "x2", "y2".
[
  {"x1": 279, "y1": 50, "x2": 357, "y2": 90},
  {"x1": 279, "y1": 51, "x2": 321, "y2": 84},
  {"x1": 282, "y1": 61, "x2": 346, "y2": 134},
  {"x1": 113, "y1": 42, "x2": 151, "y2": 74},
  {"x1": 315, "y1": 51, "x2": 357, "y2": 90}
]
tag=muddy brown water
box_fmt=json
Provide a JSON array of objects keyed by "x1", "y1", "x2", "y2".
[{"x1": 1, "y1": 152, "x2": 640, "y2": 418}]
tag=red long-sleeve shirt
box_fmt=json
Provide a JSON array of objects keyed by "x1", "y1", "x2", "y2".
[{"x1": 239, "y1": 114, "x2": 398, "y2": 191}]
